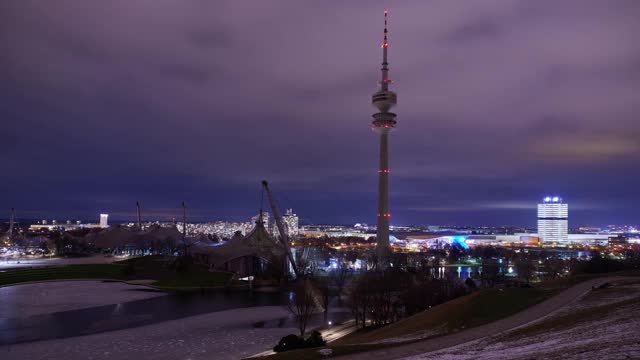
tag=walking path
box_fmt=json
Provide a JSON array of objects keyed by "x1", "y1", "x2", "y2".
[
  {"x1": 249, "y1": 320, "x2": 358, "y2": 358},
  {"x1": 337, "y1": 276, "x2": 631, "y2": 360}
]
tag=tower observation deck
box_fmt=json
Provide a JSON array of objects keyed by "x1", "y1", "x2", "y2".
[{"x1": 372, "y1": 10, "x2": 397, "y2": 264}]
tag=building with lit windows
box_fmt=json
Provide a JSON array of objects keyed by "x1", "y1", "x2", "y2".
[
  {"x1": 272, "y1": 208, "x2": 299, "y2": 238},
  {"x1": 99, "y1": 214, "x2": 109, "y2": 228},
  {"x1": 537, "y1": 196, "x2": 568, "y2": 243}
]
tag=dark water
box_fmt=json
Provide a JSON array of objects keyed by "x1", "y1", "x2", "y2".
[{"x1": 0, "y1": 287, "x2": 288, "y2": 345}]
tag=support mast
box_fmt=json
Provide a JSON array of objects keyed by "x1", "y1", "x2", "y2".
[{"x1": 261, "y1": 180, "x2": 300, "y2": 278}]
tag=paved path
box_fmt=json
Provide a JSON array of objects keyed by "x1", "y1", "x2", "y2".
[
  {"x1": 249, "y1": 320, "x2": 358, "y2": 358},
  {"x1": 337, "y1": 276, "x2": 631, "y2": 360}
]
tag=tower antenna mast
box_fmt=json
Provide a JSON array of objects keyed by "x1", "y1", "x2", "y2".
[{"x1": 371, "y1": 10, "x2": 398, "y2": 266}]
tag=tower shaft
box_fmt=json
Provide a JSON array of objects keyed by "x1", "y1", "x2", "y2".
[{"x1": 376, "y1": 132, "x2": 390, "y2": 260}]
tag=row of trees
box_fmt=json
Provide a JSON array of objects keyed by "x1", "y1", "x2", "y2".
[
  {"x1": 283, "y1": 244, "x2": 640, "y2": 338},
  {"x1": 347, "y1": 269, "x2": 468, "y2": 329}
]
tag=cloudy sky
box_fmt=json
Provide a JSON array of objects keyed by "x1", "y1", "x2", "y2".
[{"x1": 2, "y1": 0, "x2": 639, "y2": 226}]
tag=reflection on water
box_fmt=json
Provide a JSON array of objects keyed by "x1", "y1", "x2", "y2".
[
  {"x1": 0, "y1": 288, "x2": 287, "y2": 345},
  {"x1": 430, "y1": 265, "x2": 510, "y2": 280}
]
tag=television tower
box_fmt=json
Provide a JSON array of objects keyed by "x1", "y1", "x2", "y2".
[{"x1": 372, "y1": 10, "x2": 397, "y2": 263}]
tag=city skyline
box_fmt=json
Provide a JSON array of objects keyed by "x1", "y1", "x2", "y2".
[{"x1": 2, "y1": 1, "x2": 639, "y2": 226}]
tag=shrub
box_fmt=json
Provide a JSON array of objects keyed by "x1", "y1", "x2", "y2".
[
  {"x1": 305, "y1": 331, "x2": 326, "y2": 348},
  {"x1": 273, "y1": 331, "x2": 326, "y2": 353},
  {"x1": 273, "y1": 334, "x2": 305, "y2": 352}
]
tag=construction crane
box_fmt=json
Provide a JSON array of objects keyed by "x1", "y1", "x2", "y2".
[{"x1": 261, "y1": 180, "x2": 300, "y2": 278}]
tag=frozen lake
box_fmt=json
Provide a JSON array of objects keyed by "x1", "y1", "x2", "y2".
[
  {"x1": 0, "y1": 280, "x2": 166, "y2": 319},
  {"x1": 0, "y1": 280, "x2": 350, "y2": 359},
  {"x1": 0, "y1": 280, "x2": 287, "y2": 345}
]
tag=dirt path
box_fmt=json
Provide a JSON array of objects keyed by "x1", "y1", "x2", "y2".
[{"x1": 338, "y1": 276, "x2": 632, "y2": 360}]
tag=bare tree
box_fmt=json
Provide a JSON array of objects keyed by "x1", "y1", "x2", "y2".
[
  {"x1": 287, "y1": 279, "x2": 318, "y2": 336},
  {"x1": 333, "y1": 262, "x2": 349, "y2": 304},
  {"x1": 295, "y1": 248, "x2": 317, "y2": 279},
  {"x1": 314, "y1": 277, "x2": 332, "y2": 323},
  {"x1": 369, "y1": 271, "x2": 401, "y2": 326},
  {"x1": 480, "y1": 257, "x2": 501, "y2": 287},
  {"x1": 543, "y1": 257, "x2": 565, "y2": 279},
  {"x1": 515, "y1": 258, "x2": 535, "y2": 284},
  {"x1": 347, "y1": 275, "x2": 371, "y2": 329}
]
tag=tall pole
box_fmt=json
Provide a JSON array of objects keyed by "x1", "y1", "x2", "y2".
[
  {"x1": 8, "y1": 208, "x2": 15, "y2": 241},
  {"x1": 136, "y1": 201, "x2": 142, "y2": 230},
  {"x1": 371, "y1": 10, "x2": 397, "y2": 266},
  {"x1": 182, "y1": 201, "x2": 187, "y2": 255}
]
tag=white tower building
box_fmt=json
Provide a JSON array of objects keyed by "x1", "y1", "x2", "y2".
[
  {"x1": 99, "y1": 214, "x2": 109, "y2": 228},
  {"x1": 372, "y1": 11, "x2": 397, "y2": 262},
  {"x1": 272, "y1": 209, "x2": 299, "y2": 238},
  {"x1": 537, "y1": 197, "x2": 568, "y2": 243}
]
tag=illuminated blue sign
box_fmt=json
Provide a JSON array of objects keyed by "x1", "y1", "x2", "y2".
[{"x1": 451, "y1": 236, "x2": 469, "y2": 249}]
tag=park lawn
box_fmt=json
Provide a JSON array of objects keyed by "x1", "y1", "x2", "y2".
[
  {"x1": 259, "y1": 287, "x2": 555, "y2": 360},
  {"x1": 344, "y1": 271, "x2": 640, "y2": 346},
  {"x1": 259, "y1": 271, "x2": 640, "y2": 360},
  {"x1": 336, "y1": 287, "x2": 554, "y2": 345},
  {"x1": 116, "y1": 256, "x2": 232, "y2": 289},
  {"x1": 0, "y1": 264, "x2": 127, "y2": 286},
  {"x1": 0, "y1": 256, "x2": 232, "y2": 289}
]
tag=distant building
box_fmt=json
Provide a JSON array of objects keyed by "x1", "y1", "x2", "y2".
[
  {"x1": 100, "y1": 214, "x2": 109, "y2": 228},
  {"x1": 608, "y1": 236, "x2": 627, "y2": 245},
  {"x1": 272, "y1": 209, "x2": 299, "y2": 238},
  {"x1": 537, "y1": 197, "x2": 568, "y2": 243}
]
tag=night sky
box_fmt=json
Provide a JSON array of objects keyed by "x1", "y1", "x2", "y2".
[{"x1": 2, "y1": 1, "x2": 639, "y2": 227}]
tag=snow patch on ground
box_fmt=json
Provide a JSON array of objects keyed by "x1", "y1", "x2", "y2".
[
  {"x1": 367, "y1": 326, "x2": 447, "y2": 345},
  {"x1": 556, "y1": 280, "x2": 640, "y2": 316},
  {"x1": 0, "y1": 306, "x2": 294, "y2": 360},
  {"x1": 405, "y1": 315, "x2": 640, "y2": 359},
  {"x1": 403, "y1": 282, "x2": 640, "y2": 360},
  {"x1": 0, "y1": 281, "x2": 166, "y2": 319}
]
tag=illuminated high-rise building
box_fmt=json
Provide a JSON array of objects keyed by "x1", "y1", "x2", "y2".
[
  {"x1": 272, "y1": 209, "x2": 299, "y2": 238},
  {"x1": 537, "y1": 197, "x2": 568, "y2": 243},
  {"x1": 99, "y1": 214, "x2": 109, "y2": 228},
  {"x1": 372, "y1": 11, "x2": 397, "y2": 262}
]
